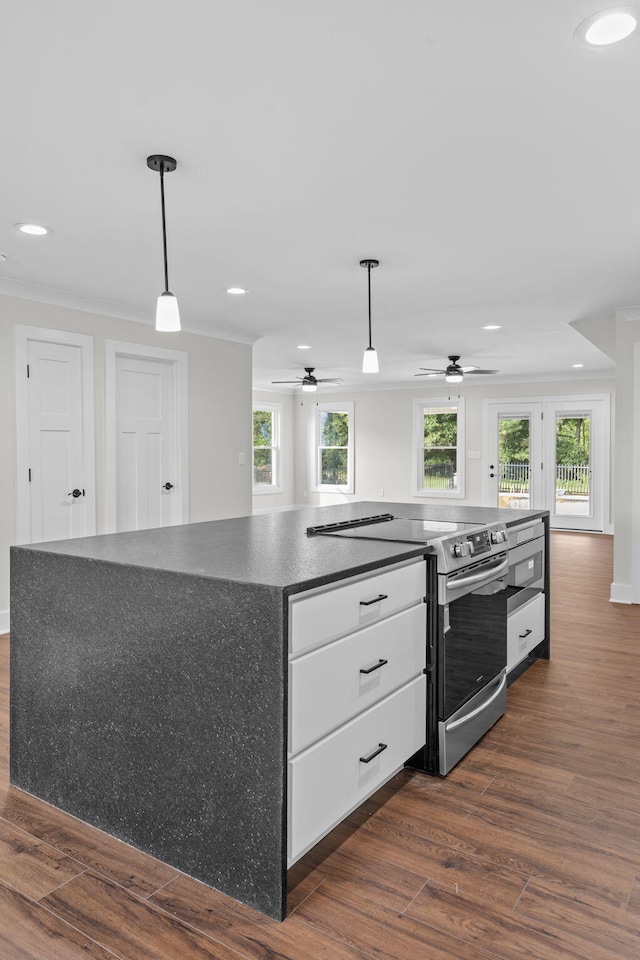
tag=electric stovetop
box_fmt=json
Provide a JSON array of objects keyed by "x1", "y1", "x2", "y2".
[{"x1": 307, "y1": 514, "x2": 482, "y2": 544}]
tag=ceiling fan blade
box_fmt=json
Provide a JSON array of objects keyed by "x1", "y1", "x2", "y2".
[
  {"x1": 271, "y1": 379, "x2": 302, "y2": 384},
  {"x1": 460, "y1": 365, "x2": 479, "y2": 372},
  {"x1": 316, "y1": 377, "x2": 344, "y2": 384},
  {"x1": 414, "y1": 371, "x2": 443, "y2": 377},
  {"x1": 417, "y1": 367, "x2": 446, "y2": 374},
  {"x1": 465, "y1": 369, "x2": 499, "y2": 375}
]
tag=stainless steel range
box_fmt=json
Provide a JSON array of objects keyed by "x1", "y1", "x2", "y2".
[{"x1": 307, "y1": 513, "x2": 509, "y2": 775}]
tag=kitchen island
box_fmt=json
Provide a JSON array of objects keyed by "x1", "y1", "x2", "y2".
[{"x1": 10, "y1": 501, "x2": 548, "y2": 919}]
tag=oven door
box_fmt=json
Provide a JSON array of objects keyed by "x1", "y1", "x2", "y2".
[{"x1": 438, "y1": 554, "x2": 508, "y2": 720}]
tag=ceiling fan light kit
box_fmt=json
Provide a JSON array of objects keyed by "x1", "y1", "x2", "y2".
[
  {"x1": 360, "y1": 258, "x2": 380, "y2": 373},
  {"x1": 147, "y1": 154, "x2": 181, "y2": 333}
]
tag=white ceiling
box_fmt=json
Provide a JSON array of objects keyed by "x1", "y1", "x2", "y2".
[{"x1": 1, "y1": 1, "x2": 636, "y2": 391}]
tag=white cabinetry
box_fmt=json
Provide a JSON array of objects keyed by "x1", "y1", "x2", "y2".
[
  {"x1": 287, "y1": 558, "x2": 427, "y2": 865},
  {"x1": 507, "y1": 592, "x2": 545, "y2": 671}
]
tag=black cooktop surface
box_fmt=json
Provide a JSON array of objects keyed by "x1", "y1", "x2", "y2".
[{"x1": 320, "y1": 517, "x2": 481, "y2": 544}]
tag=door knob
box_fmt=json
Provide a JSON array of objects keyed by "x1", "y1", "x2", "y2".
[
  {"x1": 162, "y1": 482, "x2": 174, "y2": 490},
  {"x1": 68, "y1": 488, "x2": 83, "y2": 498}
]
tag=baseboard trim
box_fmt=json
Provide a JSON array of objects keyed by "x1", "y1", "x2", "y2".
[
  {"x1": 610, "y1": 582, "x2": 636, "y2": 604},
  {"x1": 0, "y1": 609, "x2": 9, "y2": 634}
]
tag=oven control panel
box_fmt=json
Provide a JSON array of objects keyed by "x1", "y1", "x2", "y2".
[
  {"x1": 452, "y1": 529, "x2": 490, "y2": 558},
  {"x1": 439, "y1": 522, "x2": 508, "y2": 570}
]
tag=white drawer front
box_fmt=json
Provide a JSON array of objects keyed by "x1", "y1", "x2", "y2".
[
  {"x1": 289, "y1": 559, "x2": 425, "y2": 657},
  {"x1": 289, "y1": 604, "x2": 426, "y2": 755},
  {"x1": 288, "y1": 675, "x2": 426, "y2": 864},
  {"x1": 508, "y1": 592, "x2": 545, "y2": 670}
]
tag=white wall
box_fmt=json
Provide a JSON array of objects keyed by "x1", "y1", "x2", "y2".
[
  {"x1": 2, "y1": 294, "x2": 253, "y2": 622},
  {"x1": 251, "y1": 390, "x2": 297, "y2": 512},
  {"x1": 293, "y1": 378, "x2": 615, "y2": 512},
  {"x1": 611, "y1": 313, "x2": 640, "y2": 600}
]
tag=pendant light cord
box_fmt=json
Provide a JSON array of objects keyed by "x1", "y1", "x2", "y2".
[
  {"x1": 367, "y1": 262, "x2": 373, "y2": 349},
  {"x1": 159, "y1": 162, "x2": 170, "y2": 293}
]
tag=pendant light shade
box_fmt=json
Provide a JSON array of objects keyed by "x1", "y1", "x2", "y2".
[
  {"x1": 362, "y1": 346, "x2": 379, "y2": 373},
  {"x1": 147, "y1": 154, "x2": 181, "y2": 332},
  {"x1": 360, "y1": 259, "x2": 380, "y2": 373},
  {"x1": 155, "y1": 292, "x2": 181, "y2": 332}
]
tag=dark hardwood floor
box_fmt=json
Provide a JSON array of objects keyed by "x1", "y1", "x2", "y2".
[{"x1": 2, "y1": 531, "x2": 640, "y2": 959}]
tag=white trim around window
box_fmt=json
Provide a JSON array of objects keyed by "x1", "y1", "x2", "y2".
[
  {"x1": 413, "y1": 397, "x2": 466, "y2": 498},
  {"x1": 252, "y1": 401, "x2": 283, "y2": 494},
  {"x1": 313, "y1": 401, "x2": 355, "y2": 494}
]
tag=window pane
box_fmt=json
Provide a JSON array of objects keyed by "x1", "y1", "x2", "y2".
[
  {"x1": 253, "y1": 410, "x2": 273, "y2": 446},
  {"x1": 423, "y1": 448, "x2": 457, "y2": 490},
  {"x1": 321, "y1": 448, "x2": 348, "y2": 485},
  {"x1": 253, "y1": 447, "x2": 273, "y2": 485},
  {"x1": 424, "y1": 410, "x2": 457, "y2": 446},
  {"x1": 321, "y1": 411, "x2": 349, "y2": 447}
]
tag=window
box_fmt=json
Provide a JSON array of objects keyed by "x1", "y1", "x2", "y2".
[
  {"x1": 414, "y1": 398, "x2": 465, "y2": 497},
  {"x1": 314, "y1": 401, "x2": 354, "y2": 493},
  {"x1": 252, "y1": 403, "x2": 282, "y2": 493}
]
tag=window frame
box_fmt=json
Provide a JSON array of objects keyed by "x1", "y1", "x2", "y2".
[
  {"x1": 252, "y1": 401, "x2": 283, "y2": 495},
  {"x1": 413, "y1": 397, "x2": 466, "y2": 498},
  {"x1": 313, "y1": 401, "x2": 355, "y2": 494}
]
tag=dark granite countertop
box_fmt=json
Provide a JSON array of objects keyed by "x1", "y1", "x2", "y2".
[{"x1": 13, "y1": 501, "x2": 547, "y2": 594}]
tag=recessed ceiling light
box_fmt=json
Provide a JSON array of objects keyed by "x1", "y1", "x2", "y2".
[
  {"x1": 297, "y1": 344, "x2": 311, "y2": 350},
  {"x1": 575, "y1": 8, "x2": 638, "y2": 46},
  {"x1": 482, "y1": 324, "x2": 502, "y2": 330},
  {"x1": 572, "y1": 363, "x2": 585, "y2": 368},
  {"x1": 16, "y1": 222, "x2": 51, "y2": 236},
  {"x1": 226, "y1": 287, "x2": 247, "y2": 295}
]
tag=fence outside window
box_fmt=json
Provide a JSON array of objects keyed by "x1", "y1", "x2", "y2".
[{"x1": 499, "y1": 462, "x2": 589, "y2": 496}]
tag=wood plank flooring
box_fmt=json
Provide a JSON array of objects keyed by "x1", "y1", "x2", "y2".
[{"x1": 1, "y1": 531, "x2": 640, "y2": 959}]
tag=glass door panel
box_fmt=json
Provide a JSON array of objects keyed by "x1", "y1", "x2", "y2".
[
  {"x1": 498, "y1": 415, "x2": 531, "y2": 509},
  {"x1": 554, "y1": 414, "x2": 591, "y2": 520}
]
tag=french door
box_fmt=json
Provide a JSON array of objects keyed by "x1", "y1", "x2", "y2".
[{"x1": 485, "y1": 397, "x2": 610, "y2": 532}]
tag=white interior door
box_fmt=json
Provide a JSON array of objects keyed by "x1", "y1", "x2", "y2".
[
  {"x1": 115, "y1": 355, "x2": 179, "y2": 532},
  {"x1": 14, "y1": 326, "x2": 95, "y2": 545}
]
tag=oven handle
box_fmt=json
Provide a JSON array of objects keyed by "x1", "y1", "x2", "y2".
[
  {"x1": 445, "y1": 557, "x2": 508, "y2": 590},
  {"x1": 444, "y1": 673, "x2": 507, "y2": 732}
]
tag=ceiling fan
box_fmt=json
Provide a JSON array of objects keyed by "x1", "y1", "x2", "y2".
[
  {"x1": 271, "y1": 367, "x2": 344, "y2": 393},
  {"x1": 415, "y1": 355, "x2": 499, "y2": 383}
]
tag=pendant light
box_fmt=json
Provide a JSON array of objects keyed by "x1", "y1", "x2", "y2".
[
  {"x1": 360, "y1": 258, "x2": 379, "y2": 373},
  {"x1": 147, "y1": 154, "x2": 181, "y2": 332}
]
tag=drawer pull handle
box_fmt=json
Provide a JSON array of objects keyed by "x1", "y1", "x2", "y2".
[
  {"x1": 360, "y1": 658, "x2": 388, "y2": 675},
  {"x1": 359, "y1": 593, "x2": 388, "y2": 607},
  {"x1": 359, "y1": 743, "x2": 388, "y2": 764},
  {"x1": 519, "y1": 628, "x2": 532, "y2": 639}
]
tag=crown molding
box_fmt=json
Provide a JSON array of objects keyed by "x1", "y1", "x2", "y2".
[
  {"x1": 616, "y1": 305, "x2": 640, "y2": 323},
  {"x1": 0, "y1": 278, "x2": 260, "y2": 346}
]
